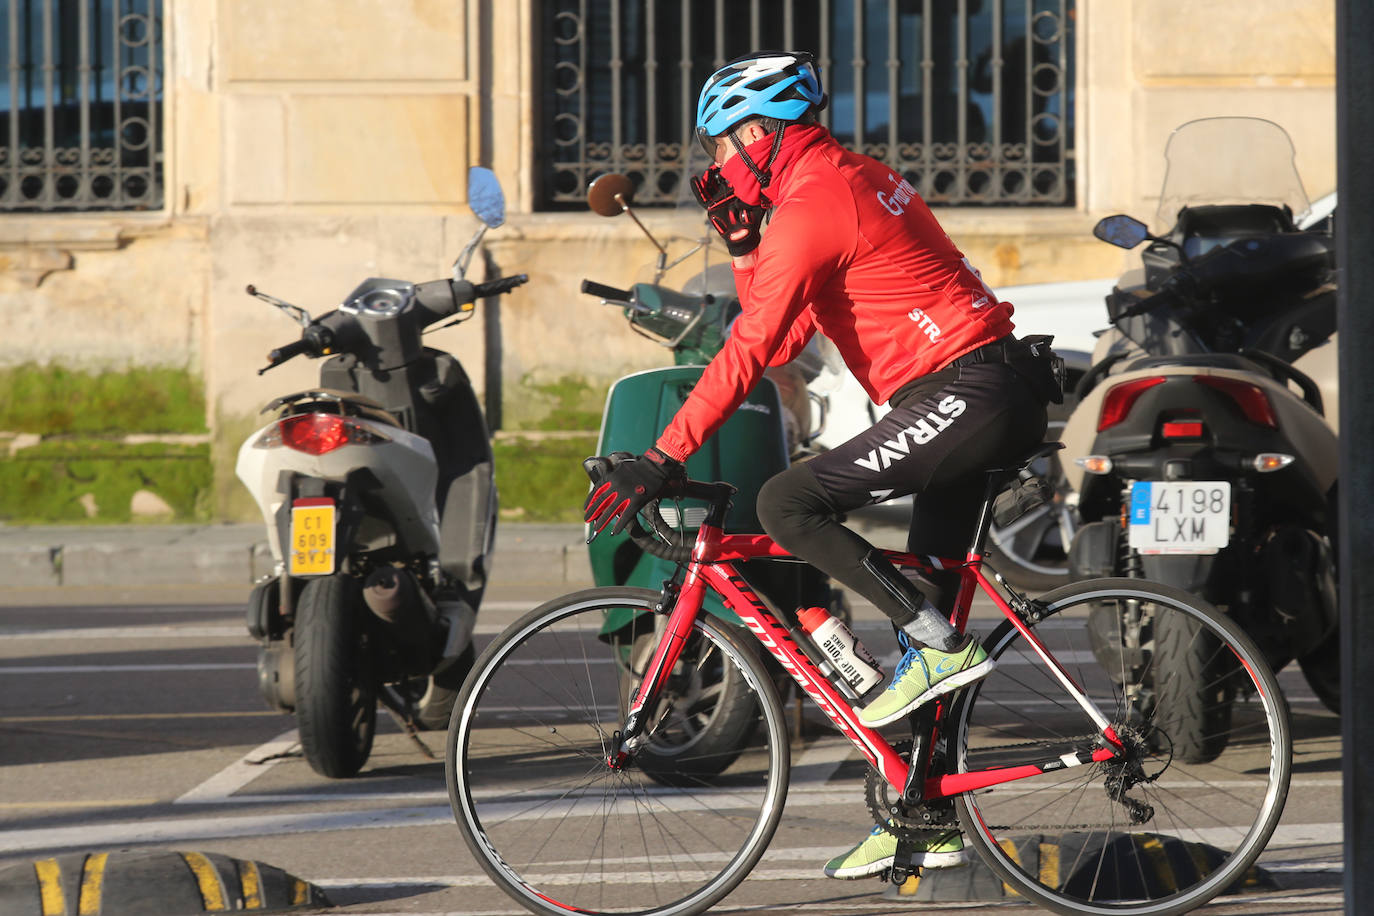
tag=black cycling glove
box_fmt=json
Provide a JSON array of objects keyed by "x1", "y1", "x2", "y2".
[
  {"x1": 690, "y1": 166, "x2": 767, "y2": 257},
  {"x1": 584, "y1": 447, "x2": 686, "y2": 537}
]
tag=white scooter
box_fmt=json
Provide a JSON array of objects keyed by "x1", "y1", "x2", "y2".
[{"x1": 236, "y1": 168, "x2": 526, "y2": 778}]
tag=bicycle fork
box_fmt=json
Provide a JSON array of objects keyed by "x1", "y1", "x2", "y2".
[{"x1": 605, "y1": 576, "x2": 703, "y2": 769}]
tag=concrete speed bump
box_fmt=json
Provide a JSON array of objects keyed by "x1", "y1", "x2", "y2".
[
  {"x1": 0, "y1": 850, "x2": 330, "y2": 915},
  {"x1": 884, "y1": 832, "x2": 1276, "y2": 904}
]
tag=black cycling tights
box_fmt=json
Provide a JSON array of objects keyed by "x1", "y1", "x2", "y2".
[{"x1": 757, "y1": 361, "x2": 1047, "y2": 626}]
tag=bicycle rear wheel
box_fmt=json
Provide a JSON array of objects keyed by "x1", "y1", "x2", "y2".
[
  {"x1": 446, "y1": 587, "x2": 791, "y2": 916},
  {"x1": 952, "y1": 578, "x2": 1291, "y2": 916}
]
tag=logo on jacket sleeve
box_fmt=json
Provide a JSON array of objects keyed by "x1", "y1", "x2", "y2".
[
  {"x1": 906, "y1": 306, "x2": 942, "y2": 342},
  {"x1": 878, "y1": 172, "x2": 918, "y2": 216},
  {"x1": 853, "y1": 396, "x2": 967, "y2": 472}
]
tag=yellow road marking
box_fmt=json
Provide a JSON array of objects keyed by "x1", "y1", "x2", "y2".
[
  {"x1": 182, "y1": 851, "x2": 228, "y2": 911},
  {"x1": 1038, "y1": 841, "x2": 1060, "y2": 890},
  {"x1": 292, "y1": 878, "x2": 310, "y2": 905},
  {"x1": 998, "y1": 838, "x2": 1023, "y2": 897},
  {"x1": 1140, "y1": 834, "x2": 1177, "y2": 889},
  {"x1": 78, "y1": 852, "x2": 108, "y2": 915},
  {"x1": 238, "y1": 859, "x2": 263, "y2": 910},
  {"x1": 34, "y1": 858, "x2": 67, "y2": 916}
]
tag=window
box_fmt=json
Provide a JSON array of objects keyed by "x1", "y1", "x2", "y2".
[
  {"x1": 0, "y1": 0, "x2": 163, "y2": 212},
  {"x1": 539, "y1": 0, "x2": 1074, "y2": 208}
]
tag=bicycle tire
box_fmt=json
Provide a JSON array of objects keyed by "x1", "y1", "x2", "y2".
[
  {"x1": 951, "y1": 577, "x2": 1291, "y2": 916},
  {"x1": 446, "y1": 587, "x2": 791, "y2": 916}
]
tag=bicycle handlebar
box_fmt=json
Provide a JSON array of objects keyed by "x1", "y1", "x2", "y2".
[{"x1": 583, "y1": 454, "x2": 735, "y2": 564}]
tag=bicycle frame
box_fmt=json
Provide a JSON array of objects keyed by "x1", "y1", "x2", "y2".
[{"x1": 610, "y1": 521, "x2": 1127, "y2": 802}]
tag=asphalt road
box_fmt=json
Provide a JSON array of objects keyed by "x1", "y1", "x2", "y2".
[{"x1": 0, "y1": 580, "x2": 1346, "y2": 915}]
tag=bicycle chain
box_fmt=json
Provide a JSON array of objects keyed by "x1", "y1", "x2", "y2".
[{"x1": 867, "y1": 734, "x2": 1150, "y2": 835}]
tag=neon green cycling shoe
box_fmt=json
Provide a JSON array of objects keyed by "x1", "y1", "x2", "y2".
[
  {"x1": 822, "y1": 824, "x2": 969, "y2": 879},
  {"x1": 859, "y1": 633, "x2": 994, "y2": 727}
]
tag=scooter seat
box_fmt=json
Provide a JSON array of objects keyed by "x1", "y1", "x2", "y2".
[
  {"x1": 1123, "y1": 353, "x2": 1262, "y2": 374},
  {"x1": 265, "y1": 388, "x2": 404, "y2": 427}
]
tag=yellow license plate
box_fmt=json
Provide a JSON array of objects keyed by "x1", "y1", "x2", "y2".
[{"x1": 289, "y1": 500, "x2": 336, "y2": 575}]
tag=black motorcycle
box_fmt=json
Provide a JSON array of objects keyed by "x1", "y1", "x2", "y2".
[{"x1": 1060, "y1": 118, "x2": 1340, "y2": 760}]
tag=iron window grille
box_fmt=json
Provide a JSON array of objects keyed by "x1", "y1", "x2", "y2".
[
  {"x1": 540, "y1": 0, "x2": 1074, "y2": 208},
  {"x1": 1, "y1": 0, "x2": 163, "y2": 212}
]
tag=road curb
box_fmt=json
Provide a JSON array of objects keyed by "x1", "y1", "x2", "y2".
[
  {"x1": 0, "y1": 850, "x2": 329, "y2": 915},
  {"x1": 882, "y1": 833, "x2": 1277, "y2": 904},
  {"x1": 0, "y1": 522, "x2": 594, "y2": 590}
]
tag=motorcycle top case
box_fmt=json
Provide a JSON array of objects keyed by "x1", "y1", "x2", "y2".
[{"x1": 590, "y1": 365, "x2": 789, "y2": 623}]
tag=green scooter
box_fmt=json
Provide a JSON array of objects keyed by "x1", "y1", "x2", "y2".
[{"x1": 580, "y1": 173, "x2": 842, "y2": 783}]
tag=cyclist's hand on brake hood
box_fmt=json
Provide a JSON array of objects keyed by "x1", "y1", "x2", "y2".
[{"x1": 584, "y1": 447, "x2": 685, "y2": 537}]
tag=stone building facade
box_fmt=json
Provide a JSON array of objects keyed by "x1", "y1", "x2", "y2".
[{"x1": 0, "y1": 0, "x2": 1336, "y2": 516}]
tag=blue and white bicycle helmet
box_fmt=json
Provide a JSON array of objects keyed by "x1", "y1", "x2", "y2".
[{"x1": 695, "y1": 51, "x2": 826, "y2": 158}]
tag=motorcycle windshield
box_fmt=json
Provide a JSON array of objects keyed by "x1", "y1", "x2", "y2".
[{"x1": 1155, "y1": 117, "x2": 1309, "y2": 227}]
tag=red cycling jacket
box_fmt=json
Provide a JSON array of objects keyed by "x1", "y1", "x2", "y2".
[{"x1": 655, "y1": 125, "x2": 1016, "y2": 461}]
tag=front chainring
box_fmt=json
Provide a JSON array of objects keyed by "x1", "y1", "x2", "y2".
[{"x1": 864, "y1": 739, "x2": 958, "y2": 839}]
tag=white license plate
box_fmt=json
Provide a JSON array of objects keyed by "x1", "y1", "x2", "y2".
[
  {"x1": 1128, "y1": 481, "x2": 1231, "y2": 555},
  {"x1": 289, "y1": 498, "x2": 336, "y2": 575}
]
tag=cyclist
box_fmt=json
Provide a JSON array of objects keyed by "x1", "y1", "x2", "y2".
[{"x1": 585, "y1": 50, "x2": 1059, "y2": 879}]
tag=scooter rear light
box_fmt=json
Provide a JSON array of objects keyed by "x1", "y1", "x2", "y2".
[
  {"x1": 1098, "y1": 377, "x2": 1166, "y2": 431},
  {"x1": 269, "y1": 413, "x2": 391, "y2": 455},
  {"x1": 1194, "y1": 376, "x2": 1278, "y2": 428},
  {"x1": 1161, "y1": 420, "x2": 1205, "y2": 439}
]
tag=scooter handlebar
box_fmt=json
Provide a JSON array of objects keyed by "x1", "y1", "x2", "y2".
[
  {"x1": 473, "y1": 274, "x2": 529, "y2": 298},
  {"x1": 581, "y1": 279, "x2": 634, "y2": 303},
  {"x1": 259, "y1": 338, "x2": 312, "y2": 375}
]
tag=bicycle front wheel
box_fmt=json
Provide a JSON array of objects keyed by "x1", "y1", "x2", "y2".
[
  {"x1": 446, "y1": 587, "x2": 791, "y2": 916},
  {"x1": 952, "y1": 578, "x2": 1291, "y2": 916}
]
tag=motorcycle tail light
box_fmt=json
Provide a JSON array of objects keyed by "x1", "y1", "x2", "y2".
[
  {"x1": 1252, "y1": 453, "x2": 1295, "y2": 473},
  {"x1": 1098, "y1": 377, "x2": 1166, "y2": 431},
  {"x1": 263, "y1": 413, "x2": 391, "y2": 455},
  {"x1": 1161, "y1": 420, "x2": 1205, "y2": 439},
  {"x1": 1194, "y1": 375, "x2": 1278, "y2": 428}
]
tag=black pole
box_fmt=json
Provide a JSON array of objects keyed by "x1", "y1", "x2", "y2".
[{"x1": 1338, "y1": 0, "x2": 1373, "y2": 907}]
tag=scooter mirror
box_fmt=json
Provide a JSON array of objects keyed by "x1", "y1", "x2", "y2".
[
  {"x1": 468, "y1": 167, "x2": 506, "y2": 228},
  {"x1": 1093, "y1": 215, "x2": 1151, "y2": 249},
  {"x1": 587, "y1": 173, "x2": 634, "y2": 217}
]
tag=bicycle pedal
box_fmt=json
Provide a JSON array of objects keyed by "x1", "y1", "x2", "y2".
[{"x1": 887, "y1": 862, "x2": 918, "y2": 886}]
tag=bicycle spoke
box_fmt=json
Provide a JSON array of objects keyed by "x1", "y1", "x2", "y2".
[
  {"x1": 448, "y1": 588, "x2": 789, "y2": 916},
  {"x1": 954, "y1": 579, "x2": 1290, "y2": 915}
]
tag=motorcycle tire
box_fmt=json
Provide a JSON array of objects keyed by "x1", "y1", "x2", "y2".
[
  {"x1": 294, "y1": 574, "x2": 378, "y2": 778},
  {"x1": 1298, "y1": 629, "x2": 1341, "y2": 715},
  {"x1": 1153, "y1": 607, "x2": 1234, "y2": 764},
  {"x1": 616, "y1": 624, "x2": 760, "y2": 787},
  {"x1": 415, "y1": 643, "x2": 478, "y2": 731}
]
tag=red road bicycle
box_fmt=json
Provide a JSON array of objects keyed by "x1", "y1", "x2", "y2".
[{"x1": 446, "y1": 444, "x2": 1291, "y2": 916}]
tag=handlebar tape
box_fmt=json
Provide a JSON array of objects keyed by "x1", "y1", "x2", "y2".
[{"x1": 581, "y1": 279, "x2": 634, "y2": 302}]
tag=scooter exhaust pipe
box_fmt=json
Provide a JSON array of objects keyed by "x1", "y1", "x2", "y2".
[{"x1": 363, "y1": 567, "x2": 438, "y2": 663}]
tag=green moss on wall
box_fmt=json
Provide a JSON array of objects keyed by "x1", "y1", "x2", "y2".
[
  {"x1": 0, "y1": 364, "x2": 207, "y2": 435},
  {"x1": 0, "y1": 440, "x2": 212, "y2": 524},
  {"x1": 491, "y1": 433, "x2": 597, "y2": 523},
  {"x1": 502, "y1": 376, "x2": 606, "y2": 432}
]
